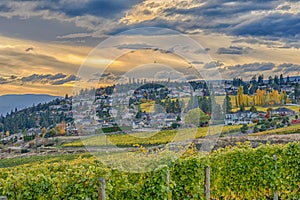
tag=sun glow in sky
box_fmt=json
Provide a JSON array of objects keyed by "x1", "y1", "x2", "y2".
[{"x1": 0, "y1": 0, "x2": 300, "y2": 96}]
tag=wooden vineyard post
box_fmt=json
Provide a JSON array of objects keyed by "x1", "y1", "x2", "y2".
[
  {"x1": 166, "y1": 168, "x2": 171, "y2": 200},
  {"x1": 204, "y1": 166, "x2": 210, "y2": 200},
  {"x1": 98, "y1": 177, "x2": 106, "y2": 200},
  {"x1": 273, "y1": 154, "x2": 278, "y2": 200}
]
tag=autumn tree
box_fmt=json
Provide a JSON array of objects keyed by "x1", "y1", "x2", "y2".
[{"x1": 237, "y1": 86, "x2": 245, "y2": 107}]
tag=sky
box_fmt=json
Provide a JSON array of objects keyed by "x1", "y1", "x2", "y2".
[{"x1": 0, "y1": 0, "x2": 300, "y2": 96}]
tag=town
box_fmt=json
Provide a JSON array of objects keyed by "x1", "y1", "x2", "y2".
[{"x1": 1, "y1": 74, "x2": 300, "y2": 153}]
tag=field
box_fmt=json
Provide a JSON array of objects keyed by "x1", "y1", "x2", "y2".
[
  {"x1": 0, "y1": 142, "x2": 299, "y2": 199},
  {"x1": 62, "y1": 125, "x2": 241, "y2": 147}
]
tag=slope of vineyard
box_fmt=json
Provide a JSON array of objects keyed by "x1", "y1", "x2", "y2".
[
  {"x1": 62, "y1": 125, "x2": 241, "y2": 148},
  {"x1": 0, "y1": 142, "x2": 299, "y2": 199}
]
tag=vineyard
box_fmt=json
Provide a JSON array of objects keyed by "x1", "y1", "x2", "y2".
[
  {"x1": 250, "y1": 123, "x2": 300, "y2": 136},
  {"x1": 0, "y1": 142, "x2": 299, "y2": 199},
  {"x1": 62, "y1": 125, "x2": 241, "y2": 147}
]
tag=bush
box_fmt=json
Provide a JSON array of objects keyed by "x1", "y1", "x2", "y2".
[
  {"x1": 21, "y1": 148, "x2": 30, "y2": 154},
  {"x1": 241, "y1": 124, "x2": 248, "y2": 133},
  {"x1": 253, "y1": 126, "x2": 259, "y2": 133}
]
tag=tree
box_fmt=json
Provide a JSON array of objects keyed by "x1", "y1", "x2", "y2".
[
  {"x1": 223, "y1": 94, "x2": 232, "y2": 114},
  {"x1": 294, "y1": 83, "x2": 299, "y2": 102},
  {"x1": 237, "y1": 86, "x2": 245, "y2": 107},
  {"x1": 255, "y1": 89, "x2": 266, "y2": 106},
  {"x1": 280, "y1": 74, "x2": 284, "y2": 85},
  {"x1": 258, "y1": 74, "x2": 264, "y2": 85},
  {"x1": 268, "y1": 76, "x2": 273, "y2": 85},
  {"x1": 250, "y1": 105, "x2": 257, "y2": 113},
  {"x1": 241, "y1": 124, "x2": 248, "y2": 133},
  {"x1": 57, "y1": 121, "x2": 66, "y2": 135},
  {"x1": 5, "y1": 131, "x2": 10, "y2": 137},
  {"x1": 187, "y1": 94, "x2": 198, "y2": 111},
  {"x1": 42, "y1": 127, "x2": 47, "y2": 137},
  {"x1": 253, "y1": 126, "x2": 259, "y2": 133},
  {"x1": 274, "y1": 75, "x2": 279, "y2": 85},
  {"x1": 250, "y1": 75, "x2": 257, "y2": 85},
  {"x1": 176, "y1": 115, "x2": 181, "y2": 122},
  {"x1": 135, "y1": 111, "x2": 142, "y2": 119},
  {"x1": 286, "y1": 75, "x2": 290, "y2": 85},
  {"x1": 184, "y1": 108, "x2": 210, "y2": 127},
  {"x1": 240, "y1": 104, "x2": 245, "y2": 112}
]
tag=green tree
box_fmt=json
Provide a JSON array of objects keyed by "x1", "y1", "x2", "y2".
[
  {"x1": 184, "y1": 108, "x2": 210, "y2": 127},
  {"x1": 250, "y1": 105, "x2": 257, "y2": 113},
  {"x1": 240, "y1": 124, "x2": 248, "y2": 133},
  {"x1": 176, "y1": 115, "x2": 181, "y2": 122},
  {"x1": 294, "y1": 83, "x2": 299, "y2": 102},
  {"x1": 240, "y1": 104, "x2": 245, "y2": 112},
  {"x1": 223, "y1": 94, "x2": 232, "y2": 114},
  {"x1": 280, "y1": 74, "x2": 284, "y2": 85}
]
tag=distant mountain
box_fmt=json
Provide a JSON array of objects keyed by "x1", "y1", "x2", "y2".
[{"x1": 0, "y1": 94, "x2": 61, "y2": 116}]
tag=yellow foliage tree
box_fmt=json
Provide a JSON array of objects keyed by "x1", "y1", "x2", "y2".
[
  {"x1": 237, "y1": 86, "x2": 245, "y2": 107},
  {"x1": 5, "y1": 131, "x2": 10, "y2": 137},
  {"x1": 57, "y1": 121, "x2": 66, "y2": 135}
]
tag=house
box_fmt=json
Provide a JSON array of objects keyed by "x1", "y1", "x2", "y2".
[
  {"x1": 225, "y1": 111, "x2": 259, "y2": 125},
  {"x1": 271, "y1": 107, "x2": 295, "y2": 116}
]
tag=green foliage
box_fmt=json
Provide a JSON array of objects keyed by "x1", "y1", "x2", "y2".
[
  {"x1": 240, "y1": 124, "x2": 248, "y2": 133},
  {"x1": 184, "y1": 108, "x2": 210, "y2": 127},
  {"x1": 223, "y1": 94, "x2": 232, "y2": 114},
  {"x1": 100, "y1": 126, "x2": 132, "y2": 133},
  {"x1": 0, "y1": 142, "x2": 298, "y2": 199}
]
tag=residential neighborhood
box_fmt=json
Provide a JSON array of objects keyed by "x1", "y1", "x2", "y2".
[{"x1": 1, "y1": 74, "x2": 300, "y2": 146}]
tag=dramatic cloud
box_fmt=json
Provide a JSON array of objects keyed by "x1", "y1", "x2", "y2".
[
  {"x1": 25, "y1": 47, "x2": 34, "y2": 52},
  {"x1": 52, "y1": 75, "x2": 78, "y2": 85},
  {"x1": 0, "y1": 73, "x2": 79, "y2": 86},
  {"x1": 203, "y1": 61, "x2": 224, "y2": 69},
  {"x1": 115, "y1": 43, "x2": 155, "y2": 50},
  {"x1": 230, "y1": 13, "x2": 300, "y2": 38},
  {"x1": 0, "y1": 0, "x2": 299, "y2": 46},
  {"x1": 218, "y1": 62, "x2": 300, "y2": 79},
  {"x1": 217, "y1": 46, "x2": 253, "y2": 55},
  {"x1": 274, "y1": 63, "x2": 300, "y2": 74}
]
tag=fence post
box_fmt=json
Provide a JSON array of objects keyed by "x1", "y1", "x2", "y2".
[
  {"x1": 166, "y1": 168, "x2": 171, "y2": 200},
  {"x1": 273, "y1": 154, "x2": 278, "y2": 200},
  {"x1": 204, "y1": 166, "x2": 210, "y2": 200},
  {"x1": 98, "y1": 177, "x2": 106, "y2": 200}
]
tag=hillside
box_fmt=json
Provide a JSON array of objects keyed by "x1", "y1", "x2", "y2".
[{"x1": 0, "y1": 94, "x2": 60, "y2": 116}]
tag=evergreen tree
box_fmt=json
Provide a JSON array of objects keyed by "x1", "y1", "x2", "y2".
[
  {"x1": 286, "y1": 75, "x2": 290, "y2": 85},
  {"x1": 187, "y1": 94, "x2": 198, "y2": 111},
  {"x1": 268, "y1": 76, "x2": 274, "y2": 85},
  {"x1": 274, "y1": 75, "x2": 279, "y2": 85},
  {"x1": 280, "y1": 74, "x2": 284, "y2": 85},
  {"x1": 223, "y1": 94, "x2": 232, "y2": 114},
  {"x1": 294, "y1": 83, "x2": 299, "y2": 102},
  {"x1": 258, "y1": 75, "x2": 264, "y2": 85},
  {"x1": 240, "y1": 104, "x2": 245, "y2": 112}
]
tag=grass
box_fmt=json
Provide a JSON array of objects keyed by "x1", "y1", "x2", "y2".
[
  {"x1": 140, "y1": 101, "x2": 155, "y2": 113},
  {"x1": 63, "y1": 125, "x2": 241, "y2": 148}
]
